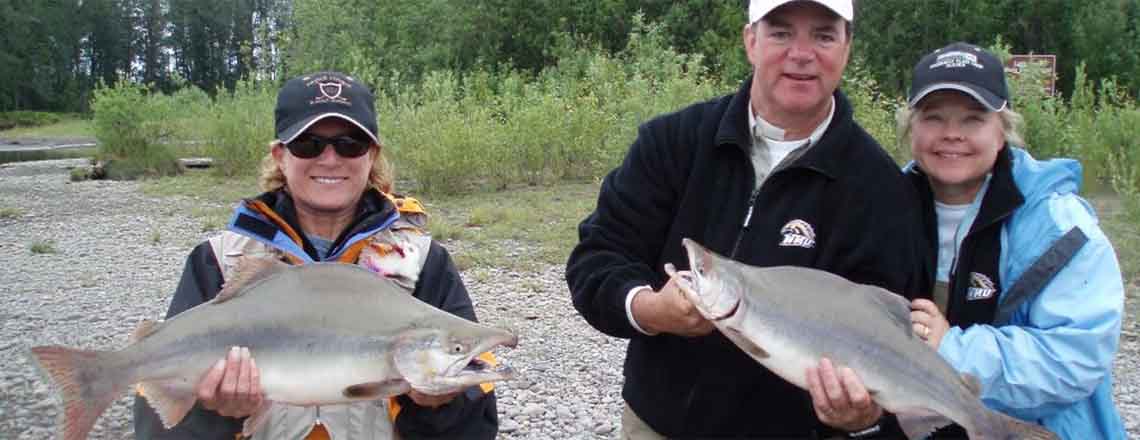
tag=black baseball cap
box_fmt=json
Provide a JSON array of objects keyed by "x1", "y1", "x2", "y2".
[
  {"x1": 274, "y1": 71, "x2": 380, "y2": 144},
  {"x1": 908, "y1": 42, "x2": 1009, "y2": 112}
]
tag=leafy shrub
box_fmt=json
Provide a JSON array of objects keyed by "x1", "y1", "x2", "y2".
[
  {"x1": 90, "y1": 81, "x2": 181, "y2": 179},
  {"x1": 203, "y1": 80, "x2": 275, "y2": 177},
  {"x1": 383, "y1": 14, "x2": 728, "y2": 195}
]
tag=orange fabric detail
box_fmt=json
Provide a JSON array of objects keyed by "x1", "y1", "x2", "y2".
[
  {"x1": 304, "y1": 423, "x2": 331, "y2": 440},
  {"x1": 388, "y1": 396, "x2": 402, "y2": 421},
  {"x1": 247, "y1": 200, "x2": 305, "y2": 265},
  {"x1": 336, "y1": 239, "x2": 369, "y2": 264}
]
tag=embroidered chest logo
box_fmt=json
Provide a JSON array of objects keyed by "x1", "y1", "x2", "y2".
[
  {"x1": 305, "y1": 74, "x2": 353, "y2": 106},
  {"x1": 779, "y1": 219, "x2": 816, "y2": 249},
  {"x1": 966, "y1": 272, "x2": 997, "y2": 301}
]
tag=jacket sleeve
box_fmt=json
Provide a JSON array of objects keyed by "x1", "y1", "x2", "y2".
[
  {"x1": 937, "y1": 195, "x2": 1124, "y2": 420},
  {"x1": 133, "y1": 242, "x2": 244, "y2": 439},
  {"x1": 565, "y1": 120, "x2": 686, "y2": 338},
  {"x1": 394, "y1": 241, "x2": 498, "y2": 439}
]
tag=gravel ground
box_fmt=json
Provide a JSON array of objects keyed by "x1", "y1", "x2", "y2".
[{"x1": 0, "y1": 159, "x2": 1135, "y2": 439}]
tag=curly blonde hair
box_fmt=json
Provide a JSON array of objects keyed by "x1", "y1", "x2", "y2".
[{"x1": 258, "y1": 141, "x2": 394, "y2": 193}]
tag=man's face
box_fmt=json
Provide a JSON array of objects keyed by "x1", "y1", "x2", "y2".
[{"x1": 744, "y1": 2, "x2": 851, "y2": 122}]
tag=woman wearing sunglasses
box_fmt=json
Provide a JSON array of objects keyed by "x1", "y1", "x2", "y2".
[
  {"x1": 900, "y1": 43, "x2": 1125, "y2": 439},
  {"x1": 133, "y1": 72, "x2": 500, "y2": 439}
]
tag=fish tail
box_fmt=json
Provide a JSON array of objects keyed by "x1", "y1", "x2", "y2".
[
  {"x1": 980, "y1": 410, "x2": 1059, "y2": 440},
  {"x1": 27, "y1": 345, "x2": 126, "y2": 440}
]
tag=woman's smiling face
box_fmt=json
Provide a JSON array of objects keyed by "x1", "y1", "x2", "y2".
[
  {"x1": 272, "y1": 117, "x2": 376, "y2": 217},
  {"x1": 911, "y1": 91, "x2": 1005, "y2": 204}
]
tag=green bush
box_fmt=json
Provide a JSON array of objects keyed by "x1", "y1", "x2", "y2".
[
  {"x1": 90, "y1": 81, "x2": 181, "y2": 179},
  {"x1": 383, "y1": 15, "x2": 728, "y2": 195},
  {"x1": 203, "y1": 80, "x2": 275, "y2": 177},
  {"x1": 0, "y1": 111, "x2": 64, "y2": 131}
]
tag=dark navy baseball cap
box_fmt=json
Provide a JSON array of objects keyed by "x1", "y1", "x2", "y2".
[
  {"x1": 908, "y1": 42, "x2": 1009, "y2": 111},
  {"x1": 274, "y1": 71, "x2": 379, "y2": 144}
]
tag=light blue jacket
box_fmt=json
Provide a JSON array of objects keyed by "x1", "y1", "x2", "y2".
[{"x1": 910, "y1": 147, "x2": 1126, "y2": 439}]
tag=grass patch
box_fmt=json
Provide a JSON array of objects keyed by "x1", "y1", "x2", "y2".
[
  {"x1": 0, "y1": 118, "x2": 94, "y2": 138},
  {"x1": 0, "y1": 206, "x2": 22, "y2": 219},
  {"x1": 29, "y1": 240, "x2": 57, "y2": 254},
  {"x1": 140, "y1": 171, "x2": 256, "y2": 228},
  {"x1": 423, "y1": 182, "x2": 598, "y2": 272}
]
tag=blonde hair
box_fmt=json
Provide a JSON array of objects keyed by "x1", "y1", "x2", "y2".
[
  {"x1": 258, "y1": 141, "x2": 394, "y2": 193},
  {"x1": 896, "y1": 104, "x2": 1025, "y2": 151}
]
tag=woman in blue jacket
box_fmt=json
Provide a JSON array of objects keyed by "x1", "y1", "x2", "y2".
[{"x1": 900, "y1": 42, "x2": 1126, "y2": 439}]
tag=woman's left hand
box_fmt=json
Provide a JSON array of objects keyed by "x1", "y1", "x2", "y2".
[
  {"x1": 910, "y1": 299, "x2": 950, "y2": 349},
  {"x1": 407, "y1": 390, "x2": 461, "y2": 409}
]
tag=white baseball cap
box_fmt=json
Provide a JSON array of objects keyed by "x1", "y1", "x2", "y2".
[{"x1": 749, "y1": 0, "x2": 854, "y2": 24}]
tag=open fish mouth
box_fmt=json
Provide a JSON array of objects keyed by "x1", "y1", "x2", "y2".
[
  {"x1": 667, "y1": 263, "x2": 739, "y2": 321},
  {"x1": 461, "y1": 357, "x2": 514, "y2": 376}
]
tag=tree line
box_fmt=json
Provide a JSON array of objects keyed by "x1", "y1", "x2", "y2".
[{"x1": 2, "y1": 0, "x2": 1137, "y2": 113}]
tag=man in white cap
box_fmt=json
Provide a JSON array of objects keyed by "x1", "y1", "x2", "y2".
[{"x1": 567, "y1": 1, "x2": 930, "y2": 438}]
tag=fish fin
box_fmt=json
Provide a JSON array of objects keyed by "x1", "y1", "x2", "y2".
[
  {"x1": 214, "y1": 257, "x2": 290, "y2": 303},
  {"x1": 27, "y1": 345, "x2": 125, "y2": 440},
  {"x1": 722, "y1": 327, "x2": 770, "y2": 359},
  {"x1": 896, "y1": 411, "x2": 955, "y2": 440},
  {"x1": 129, "y1": 319, "x2": 162, "y2": 343},
  {"x1": 137, "y1": 379, "x2": 197, "y2": 429},
  {"x1": 961, "y1": 373, "x2": 982, "y2": 397},
  {"x1": 864, "y1": 285, "x2": 913, "y2": 335},
  {"x1": 343, "y1": 379, "x2": 411, "y2": 399},
  {"x1": 241, "y1": 401, "x2": 276, "y2": 437},
  {"x1": 983, "y1": 410, "x2": 1059, "y2": 440}
]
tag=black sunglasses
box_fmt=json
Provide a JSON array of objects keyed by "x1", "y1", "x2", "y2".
[{"x1": 285, "y1": 133, "x2": 372, "y2": 159}]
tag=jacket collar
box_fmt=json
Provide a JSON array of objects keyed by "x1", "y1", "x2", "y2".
[
  {"x1": 714, "y1": 75, "x2": 855, "y2": 180},
  {"x1": 229, "y1": 189, "x2": 400, "y2": 262},
  {"x1": 968, "y1": 146, "x2": 1024, "y2": 234}
]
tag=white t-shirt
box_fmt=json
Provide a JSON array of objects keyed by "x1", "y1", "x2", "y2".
[{"x1": 934, "y1": 201, "x2": 971, "y2": 283}]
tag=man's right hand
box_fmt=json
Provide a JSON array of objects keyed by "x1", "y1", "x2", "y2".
[
  {"x1": 198, "y1": 346, "x2": 264, "y2": 418},
  {"x1": 630, "y1": 275, "x2": 715, "y2": 337}
]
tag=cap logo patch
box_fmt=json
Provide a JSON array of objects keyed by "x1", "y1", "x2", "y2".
[
  {"x1": 930, "y1": 51, "x2": 985, "y2": 70},
  {"x1": 966, "y1": 272, "x2": 997, "y2": 301},
  {"x1": 304, "y1": 74, "x2": 353, "y2": 106},
  {"x1": 779, "y1": 219, "x2": 816, "y2": 249}
]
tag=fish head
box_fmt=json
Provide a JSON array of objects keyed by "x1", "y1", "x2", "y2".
[
  {"x1": 392, "y1": 322, "x2": 518, "y2": 395},
  {"x1": 676, "y1": 238, "x2": 743, "y2": 321}
]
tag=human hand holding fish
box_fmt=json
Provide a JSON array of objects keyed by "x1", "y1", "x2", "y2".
[
  {"x1": 910, "y1": 299, "x2": 950, "y2": 349},
  {"x1": 805, "y1": 357, "x2": 884, "y2": 432},
  {"x1": 630, "y1": 272, "x2": 715, "y2": 337},
  {"x1": 197, "y1": 346, "x2": 264, "y2": 418}
]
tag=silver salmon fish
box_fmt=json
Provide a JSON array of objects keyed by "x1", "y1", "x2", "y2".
[
  {"x1": 27, "y1": 258, "x2": 518, "y2": 440},
  {"x1": 669, "y1": 238, "x2": 1056, "y2": 440}
]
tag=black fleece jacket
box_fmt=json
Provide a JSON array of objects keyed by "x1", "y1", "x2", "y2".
[
  {"x1": 566, "y1": 78, "x2": 930, "y2": 438},
  {"x1": 133, "y1": 190, "x2": 498, "y2": 440}
]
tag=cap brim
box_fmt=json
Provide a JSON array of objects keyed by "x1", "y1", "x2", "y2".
[
  {"x1": 908, "y1": 83, "x2": 1006, "y2": 112},
  {"x1": 277, "y1": 113, "x2": 380, "y2": 144}
]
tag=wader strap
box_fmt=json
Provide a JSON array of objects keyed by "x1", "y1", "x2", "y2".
[{"x1": 995, "y1": 227, "x2": 1088, "y2": 323}]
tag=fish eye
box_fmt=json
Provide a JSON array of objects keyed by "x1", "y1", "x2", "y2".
[{"x1": 452, "y1": 344, "x2": 464, "y2": 354}]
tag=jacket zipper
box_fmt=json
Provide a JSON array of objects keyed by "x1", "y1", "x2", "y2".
[{"x1": 730, "y1": 188, "x2": 762, "y2": 258}]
